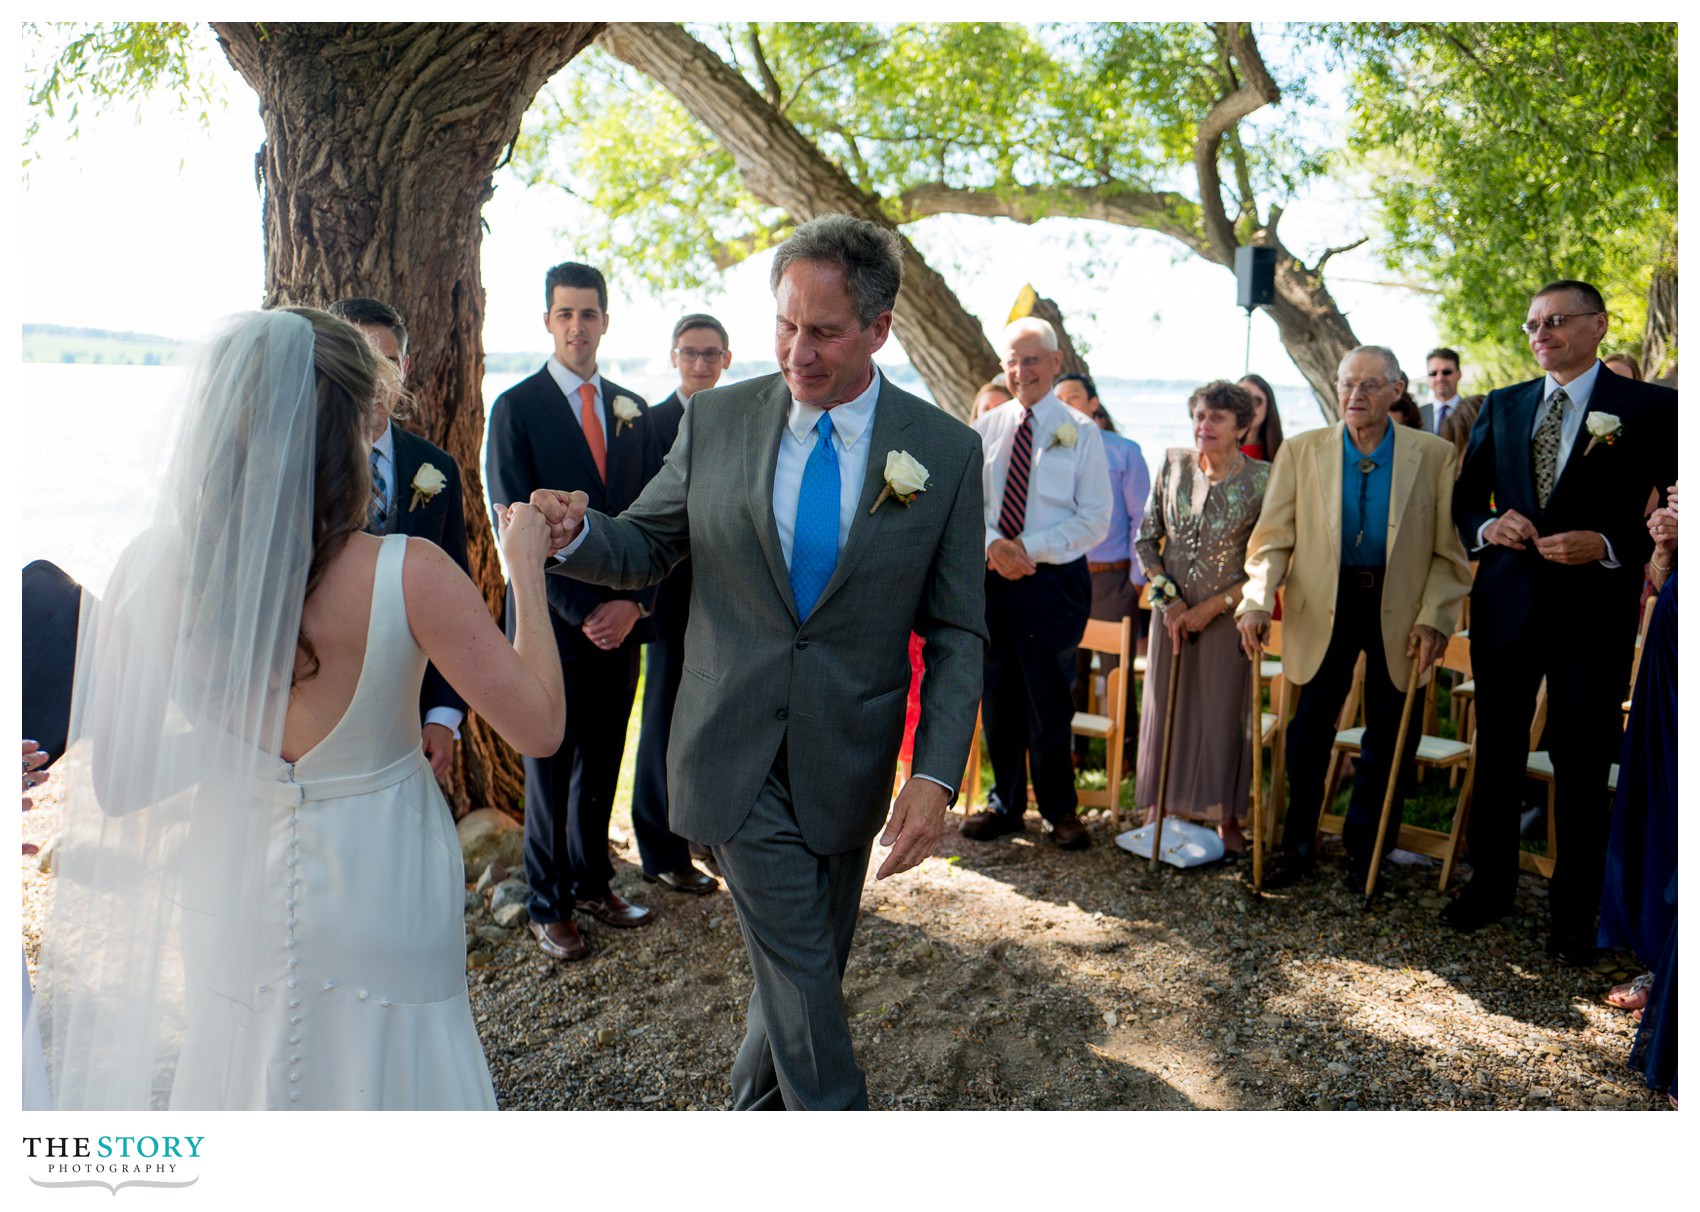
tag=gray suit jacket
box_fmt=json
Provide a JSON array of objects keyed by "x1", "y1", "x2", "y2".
[{"x1": 554, "y1": 371, "x2": 988, "y2": 854}]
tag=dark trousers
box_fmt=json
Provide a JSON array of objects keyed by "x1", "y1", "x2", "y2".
[
  {"x1": 1073, "y1": 567, "x2": 1140, "y2": 764},
  {"x1": 982, "y1": 559, "x2": 1091, "y2": 823},
  {"x1": 715, "y1": 741, "x2": 872, "y2": 1110},
  {"x1": 1280, "y1": 570, "x2": 1423, "y2": 865},
  {"x1": 631, "y1": 634, "x2": 694, "y2": 876},
  {"x1": 523, "y1": 612, "x2": 641, "y2": 920},
  {"x1": 1466, "y1": 606, "x2": 1634, "y2": 941}
]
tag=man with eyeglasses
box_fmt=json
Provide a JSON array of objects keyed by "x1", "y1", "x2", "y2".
[
  {"x1": 1421, "y1": 348, "x2": 1463, "y2": 435},
  {"x1": 631, "y1": 314, "x2": 735, "y2": 896},
  {"x1": 1445, "y1": 279, "x2": 1676, "y2": 964},
  {"x1": 1238, "y1": 346, "x2": 1471, "y2": 891},
  {"x1": 1055, "y1": 372, "x2": 1150, "y2": 774}
]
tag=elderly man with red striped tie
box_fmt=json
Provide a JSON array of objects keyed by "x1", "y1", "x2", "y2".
[{"x1": 961, "y1": 318, "x2": 1111, "y2": 850}]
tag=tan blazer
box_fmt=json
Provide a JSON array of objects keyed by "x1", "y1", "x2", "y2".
[{"x1": 1238, "y1": 422, "x2": 1471, "y2": 688}]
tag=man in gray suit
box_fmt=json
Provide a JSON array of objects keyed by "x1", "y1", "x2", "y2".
[{"x1": 529, "y1": 214, "x2": 987, "y2": 1109}]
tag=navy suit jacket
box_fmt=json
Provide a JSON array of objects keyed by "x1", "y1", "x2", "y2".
[
  {"x1": 485, "y1": 367, "x2": 661, "y2": 644},
  {"x1": 644, "y1": 392, "x2": 693, "y2": 645},
  {"x1": 1454, "y1": 364, "x2": 1676, "y2": 647},
  {"x1": 386, "y1": 425, "x2": 471, "y2": 720}
]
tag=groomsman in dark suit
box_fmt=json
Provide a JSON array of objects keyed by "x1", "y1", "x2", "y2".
[
  {"x1": 486, "y1": 263, "x2": 664, "y2": 962},
  {"x1": 329, "y1": 297, "x2": 471, "y2": 777},
  {"x1": 1446, "y1": 279, "x2": 1677, "y2": 963},
  {"x1": 630, "y1": 314, "x2": 732, "y2": 895}
]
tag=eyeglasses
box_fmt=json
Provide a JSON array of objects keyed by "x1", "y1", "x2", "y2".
[
  {"x1": 1519, "y1": 312, "x2": 1603, "y2": 337},
  {"x1": 674, "y1": 347, "x2": 727, "y2": 363},
  {"x1": 1427, "y1": 367, "x2": 1456, "y2": 377},
  {"x1": 1336, "y1": 379, "x2": 1392, "y2": 396}
]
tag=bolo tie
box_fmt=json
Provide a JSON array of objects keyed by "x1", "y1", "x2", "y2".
[{"x1": 1353, "y1": 457, "x2": 1377, "y2": 549}]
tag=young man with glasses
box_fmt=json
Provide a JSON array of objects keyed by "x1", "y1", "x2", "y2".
[
  {"x1": 631, "y1": 314, "x2": 736, "y2": 895},
  {"x1": 1445, "y1": 280, "x2": 1676, "y2": 963},
  {"x1": 1238, "y1": 346, "x2": 1471, "y2": 891},
  {"x1": 1422, "y1": 348, "x2": 1462, "y2": 435}
]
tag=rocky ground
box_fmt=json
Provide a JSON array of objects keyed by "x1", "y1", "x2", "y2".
[{"x1": 21, "y1": 789, "x2": 1665, "y2": 1111}]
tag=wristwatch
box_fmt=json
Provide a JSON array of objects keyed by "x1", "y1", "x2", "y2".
[{"x1": 1222, "y1": 592, "x2": 1234, "y2": 612}]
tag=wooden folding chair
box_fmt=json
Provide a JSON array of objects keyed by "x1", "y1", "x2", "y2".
[
  {"x1": 1624, "y1": 591, "x2": 1659, "y2": 723},
  {"x1": 1318, "y1": 639, "x2": 1477, "y2": 889},
  {"x1": 1059, "y1": 615, "x2": 1134, "y2": 831},
  {"x1": 1256, "y1": 619, "x2": 1290, "y2": 852}
]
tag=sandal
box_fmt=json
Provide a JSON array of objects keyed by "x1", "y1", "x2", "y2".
[{"x1": 1605, "y1": 973, "x2": 1654, "y2": 1011}]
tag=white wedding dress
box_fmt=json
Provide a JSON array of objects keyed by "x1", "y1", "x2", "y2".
[{"x1": 168, "y1": 535, "x2": 496, "y2": 1110}]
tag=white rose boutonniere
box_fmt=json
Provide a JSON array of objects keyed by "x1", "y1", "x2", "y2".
[
  {"x1": 612, "y1": 394, "x2": 643, "y2": 436},
  {"x1": 409, "y1": 462, "x2": 448, "y2": 511},
  {"x1": 1148, "y1": 572, "x2": 1181, "y2": 610},
  {"x1": 1583, "y1": 411, "x2": 1622, "y2": 456},
  {"x1": 1049, "y1": 420, "x2": 1079, "y2": 450},
  {"x1": 870, "y1": 450, "x2": 931, "y2": 514}
]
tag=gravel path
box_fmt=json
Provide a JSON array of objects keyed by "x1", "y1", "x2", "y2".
[{"x1": 21, "y1": 793, "x2": 1665, "y2": 1111}]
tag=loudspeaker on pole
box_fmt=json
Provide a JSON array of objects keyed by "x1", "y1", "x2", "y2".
[{"x1": 1235, "y1": 246, "x2": 1276, "y2": 310}]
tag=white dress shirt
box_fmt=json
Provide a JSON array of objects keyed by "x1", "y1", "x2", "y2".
[
  {"x1": 1473, "y1": 359, "x2": 1615, "y2": 566},
  {"x1": 772, "y1": 369, "x2": 881, "y2": 568},
  {"x1": 973, "y1": 394, "x2": 1112, "y2": 563},
  {"x1": 544, "y1": 358, "x2": 604, "y2": 428},
  {"x1": 374, "y1": 418, "x2": 465, "y2": 737},
  {"x1": 1430, "y1": 396, "x2": 1458, "y2": 434}
]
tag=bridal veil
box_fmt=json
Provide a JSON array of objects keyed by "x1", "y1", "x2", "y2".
[{"x1": 30, "y1": 311, "x2": 322, "y2": 1108}]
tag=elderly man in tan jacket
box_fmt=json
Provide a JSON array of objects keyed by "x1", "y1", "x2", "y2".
[{"x1": 1237, "y1": 345, "x2": 1472, "y2": 890}]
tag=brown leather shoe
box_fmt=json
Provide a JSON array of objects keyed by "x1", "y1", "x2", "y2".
[
  {"x1": 1047, "y1": 815, "x2": 1091, "y2": 850},
  {"x1": 575, "y1": 890, "x2": 655, "y2": 928},
  {"x1": 642, "y1": 866, "x2": 719, "y2": 895},
  {"x1": 959, "y1": 809, "x2": 1026, "y2": 841},
  {"x1": 530, "y1": 918, "x2": 590, "y2": 961}
]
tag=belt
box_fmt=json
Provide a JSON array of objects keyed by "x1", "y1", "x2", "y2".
[
  {"x1": 1342, "y1": 566, "x2": 1385, "y2": 590},
  {"x1": 1089, "y1": 560, "x2": 1132, "y2": 574}
]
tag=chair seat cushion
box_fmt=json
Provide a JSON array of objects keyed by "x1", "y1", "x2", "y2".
[{"x1": 1072, "y1": 711, "x2": 1113, "y2": 739}]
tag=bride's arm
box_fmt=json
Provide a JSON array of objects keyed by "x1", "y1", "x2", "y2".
[{"x1": 401, "y1": 508, "x2": 565, "y2": 757}]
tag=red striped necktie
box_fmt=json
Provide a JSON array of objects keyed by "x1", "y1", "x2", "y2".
[{"x1": 996, "y1": 408, "x2": 1034, "y2": 540}]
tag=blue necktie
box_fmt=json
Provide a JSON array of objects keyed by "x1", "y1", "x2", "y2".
[{"x1": 790, "y1": 413, "x2": 840, "y2": 618}]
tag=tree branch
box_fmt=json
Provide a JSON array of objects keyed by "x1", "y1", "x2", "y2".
[
  {"x1": 1193, "y1": 22, "x2": 1281, "y2": 261},
  {"x1": 745, "y1": 23, "x2": 782, "y2": 110},
  {"x1": 1313, "y1": 235, "x2": 1369, "y2": 274},
  {"x1": 895, "y1": 181, "x2": 1213, "y2": 260}
]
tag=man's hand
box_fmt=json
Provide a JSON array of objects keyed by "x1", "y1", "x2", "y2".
[
  {"x1": 876, "y1": 778, "x2": 950, "y2": 879},
  {"x1": 420, "y1": 724, "x2": 455, "y2": 778},
  {"x1": 1484, "y1": 508, "x2": 1538, "y2": 550},
  {"x1": 1533, "y1": 530, "x2": 1607, "y2": 565},
  {"x1": 986, "y1": 537, "x2": 1036, "y2": 580},
  {"x1": 1237, "y1": 611, "x2": 1270, "y2": 664},
  {"x1": 582, "y1": 599, "x2": 640, "y2": 650},
  {"x1": 529, "y1": 488, "x2": 589, "y2": 552},
  {"x1": 1406, "y1": 624, "x2": 1446, "y2": 680}
]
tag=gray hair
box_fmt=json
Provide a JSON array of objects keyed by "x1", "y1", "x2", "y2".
[
  {"x1": 1003, "y1": 316, "x2": 1059, "y2": 352},
  {"x1": 769, "y1": 214, "x2": 904, "y2": 328},
  {"x1": 1341, "y1": 344, "x2": 1402, "y2": 383}
]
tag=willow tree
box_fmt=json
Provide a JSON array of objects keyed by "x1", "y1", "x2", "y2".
[{"x1": 27, "y1": 21, "x2": 607, "y2": 817}]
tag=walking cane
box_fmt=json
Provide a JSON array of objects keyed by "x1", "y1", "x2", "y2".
[
  {"x1": 1250, "y1": 654, "x2": 1265, "y2": 891},
  {"x1": 1363, "y1": 657, "x2": 1424, "y2": 908},
  {"x1": 1148, "y1": 624, "x2": 1184, "y2": 869}
]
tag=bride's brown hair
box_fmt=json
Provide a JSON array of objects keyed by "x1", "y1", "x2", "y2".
[{"x1": 279, "y1": 306, "x2": 402, "y2": 685}]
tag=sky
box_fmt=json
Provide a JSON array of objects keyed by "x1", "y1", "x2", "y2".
[{"x1": 14, "y1": 22, "x2": 1449, "y2": 400}]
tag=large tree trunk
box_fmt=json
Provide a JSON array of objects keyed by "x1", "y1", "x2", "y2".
[
  {"x1": 601, "y1": 22, "x2": 998, "y2": 418},
  {"x1": 1643, "y1": 255, "x2": 1677, "y2": 384},
  {"x1": 213, "y1": 21, "x2": 603, "y2": 818}
]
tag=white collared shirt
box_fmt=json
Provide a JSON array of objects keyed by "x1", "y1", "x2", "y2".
[
  {"x1": 973, "y1": 393, "x2": 1111, "y2": 563},
  {"x1": 1431, "y1": 396, "x2": 1458, "y2": 434},
  {"x1": 544, "y1": 358, "x2": 604, "y2": 430},
  {"x1": 772, "y1": 368, "x2": 882, "y2": 567}
]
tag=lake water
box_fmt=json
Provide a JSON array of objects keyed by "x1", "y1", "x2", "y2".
[{"x1": 18, "y1": 362, "x2": 1327, "y2": 595}]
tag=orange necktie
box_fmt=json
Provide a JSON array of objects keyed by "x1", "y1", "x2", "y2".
[{"x1": 578, "y1": 382, "x2": 607, "y2": 484}]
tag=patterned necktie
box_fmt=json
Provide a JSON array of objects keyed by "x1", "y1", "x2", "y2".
[
  {"x1": 1532, "y1": 386, "x2": 1568, "y2": 508},
  {"x1": 1436, "y1": 403, "x2": 1450, "y2": 432},
  {"x1": 368, "y1": 447, "x2": 389, "y2": 534},
  {"x1": 996, "y1": 408, "x2": 1034, "y2": 539},
  {"x1": 578, "y1": 382, "x2": 607, "y2": 484},
  {"x1": 789, "y1": 414, "x2": 840, "y2": 619}
]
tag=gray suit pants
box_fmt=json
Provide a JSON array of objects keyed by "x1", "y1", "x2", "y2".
[{"x1": 715, "y1": 742, "x2": 873, "y2": 1110}]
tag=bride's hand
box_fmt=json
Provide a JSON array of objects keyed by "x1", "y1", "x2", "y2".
[{"x1": 497, "y1": 503, "x2": 550, "y2": 569}]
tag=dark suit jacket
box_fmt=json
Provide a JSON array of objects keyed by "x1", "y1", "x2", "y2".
[
  {"x1": 1454, "y1": 364, "x2": 1677, "y2": 647},
  {"x1": 486, "y1": 367, "x2": 660, "y2": 643},
  {"x1": 644, "y1": 392, "x2": 692, "y2": 644},
  {"x1": 385, "y1": 425, "x2": 471, "y2": 719},
  {"x1": 557, "y1": 371, "x2": 988, "y2": 854}
]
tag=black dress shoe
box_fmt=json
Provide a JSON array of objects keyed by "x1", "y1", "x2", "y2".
[
  {"x1": 574, "y1": 890, "x2": 655, "y2": 928},
  {"x1": 643, "y1": 866, "x2": 719, "y2": 895},
  {"x1": 1546, "y1": 936, "x2": 1599, "y2": 968},
  {"x1": 959, "y1": 810, "x2": 1026, "y2": 841},
  {"x1": 1438, "y1": 891, "x2": 1510, "y2": 934},
  {"x1": 1261, "y1": 852, "x2": 1315, "y2": 890},
  {"x1": 1047, "y1": 815, "x2": 1090, "y2": 850}
]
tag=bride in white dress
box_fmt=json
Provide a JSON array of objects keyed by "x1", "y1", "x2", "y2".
[{"x1": 29, "y1": 308, "x2": 563, "y2": 1110}]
